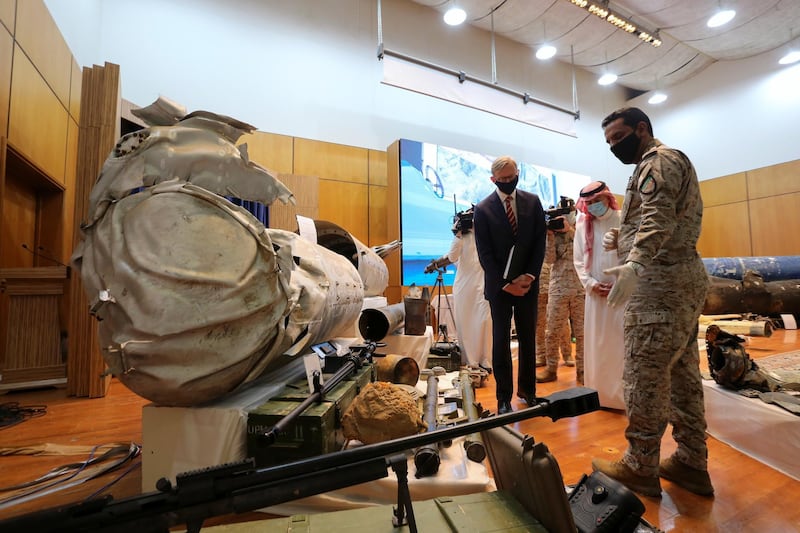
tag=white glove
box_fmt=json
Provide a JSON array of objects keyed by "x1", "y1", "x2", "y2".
[
  {"x1": 602, "y1": 228, "x2": 619, "y2": 251},
  {"x1": 603, "y1": 262, "x2": 639, "y2": 307}
]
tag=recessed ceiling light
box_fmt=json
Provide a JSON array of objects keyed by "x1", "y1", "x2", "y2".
[
  {"x1": 443, "y1": 7, "x2": 466, "y2": 26},
  {"x1": 598, "y1": 73, "x2": 618, "y2": 85},
  {"x1": 536, "y1": 45, "x2": 557, "y2": 60},
  {"x1": 648, "y1": 92, "x2": 668, "y2": 104},
  {"x1": 779, "y1": 50, "x2": 800, "y2": 65},
  {"x1": 707, "y1": 9, "x2": 736, "y2": 28}
]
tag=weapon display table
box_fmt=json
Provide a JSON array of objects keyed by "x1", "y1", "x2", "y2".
[
  {"x1": 141, "y1": 341, "x2": 492, "y2": 516},
  {"x1": 703, "y1": 379, "x2": 800, "y2": 480}
]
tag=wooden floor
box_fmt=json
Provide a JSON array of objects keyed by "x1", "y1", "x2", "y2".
[{"x1": 1, "y1": 329, "x2": 799, "y2": 531}]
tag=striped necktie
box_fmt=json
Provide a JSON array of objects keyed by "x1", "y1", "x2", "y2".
[{"x1": 505, "y1": 196, "x2": 517, "y2": 235}]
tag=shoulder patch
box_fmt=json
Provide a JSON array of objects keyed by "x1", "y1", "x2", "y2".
[{"x1": 639, "y1": 174, "x2": 657, "y2": 195}]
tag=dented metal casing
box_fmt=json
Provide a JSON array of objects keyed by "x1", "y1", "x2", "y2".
[{"x1": 72, "y1": 105, "x2": 371, "y2": 406}]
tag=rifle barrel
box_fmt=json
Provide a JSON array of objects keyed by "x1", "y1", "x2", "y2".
[{"x1": 0, "y1": 387, "x2": 599, "y2": 533}]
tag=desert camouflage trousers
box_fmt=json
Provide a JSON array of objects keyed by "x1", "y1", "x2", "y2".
[
  {"x1": 545, "y1": 288, "x2": 585, "y2": 378},
  {"x1": 621, "y1": 258, "x2": 709, "y2": 476}
]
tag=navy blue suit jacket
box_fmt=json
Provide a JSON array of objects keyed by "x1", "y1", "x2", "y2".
[{"x1": 473, "y1": 189, "x2": 546, "y2": 301}]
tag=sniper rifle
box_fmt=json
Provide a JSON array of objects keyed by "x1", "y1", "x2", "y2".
[{"x1": 0, "y1": 387, "x2": 600, "y2": 533}]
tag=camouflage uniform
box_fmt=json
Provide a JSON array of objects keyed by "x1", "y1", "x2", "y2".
[
  {"x1": 535, "y1": 264, "x2": 570, "y2": 365},
  {"x1": 617, "y1": 138, "x2": 709, "y2": 476},
  {"x1": 535, "y1": 263, "x2": 551, "y2": 364},
  {"x1": 544, "y1": 227, "x2": 585, "y2": 382}
]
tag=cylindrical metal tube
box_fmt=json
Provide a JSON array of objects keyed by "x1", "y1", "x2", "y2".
[
  {"x1": 414, "y1": 368, "x2": 442, "y2": 478},
  {"x1": 374, "y1": 354, "x2": 420, "y2": 385},
  {"x1": 358, "y1": 303, "x2": 405, "y2": 341},
  {"x1": 698, "y1": 320, "x2": 773, "y2": 338},
  {"x1": 459, "y1": 369, "x2": 486, "y2": 463},
  {"x1": 703, "y1": 256, "x2": 800, "y2": 282},
  {"x1": 704, "y1": 274, "x2": 800, "y2": 315},
  {"x1": 313, "y1": 219, "x2": 389, "y2": 296}
]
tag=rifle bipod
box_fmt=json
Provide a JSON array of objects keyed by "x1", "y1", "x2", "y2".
[{"x1": 389, "y1": 454, "x2": 418, "y2": 532}]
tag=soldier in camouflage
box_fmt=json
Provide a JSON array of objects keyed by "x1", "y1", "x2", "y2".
[
  {"x1": 591, "y1": 107, "x2": 713, "y2": 499},
  {"x1": 535, "y1": 263, "x2": 551, "y2": 367},
  {"x1": 537, "y1": 211, "x2": 585, "y2": 384},
  {"x1": 535, "y1": 264, "x2": 572, "y2": 368}
]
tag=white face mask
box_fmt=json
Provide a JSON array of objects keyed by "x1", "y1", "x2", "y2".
[{"x1": 587, "y1": 202, "x2": 609, "y2": 217}]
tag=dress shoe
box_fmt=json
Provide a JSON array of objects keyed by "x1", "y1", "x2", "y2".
[
  {"x1": 591, "y1": 458, "x2": 662, "y2": 498},
  {"x1": 536, "y1": 369, "x2": 557, "y2": 383},
  {"x1": 517, "y1": 392, "x2": 540, "y2": 407},
  {"x1": 497, "y1": 400, "x2": 513, "y2": 415},
  {"x1": 659, "y1": 456, "x2": 714, "y2": 496}
]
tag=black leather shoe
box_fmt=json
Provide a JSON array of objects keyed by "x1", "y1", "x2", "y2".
[
  {"x1": 517, "y1": 392, "x2": 541, "y2": 408},
  {"x1": 497, "y1": 400, "x2": 513, "y2": 415}
]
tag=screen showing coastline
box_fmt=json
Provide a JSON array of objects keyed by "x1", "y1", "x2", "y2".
[{"x1": 399, "y1": 138, "x2": 591, "y2": 287}]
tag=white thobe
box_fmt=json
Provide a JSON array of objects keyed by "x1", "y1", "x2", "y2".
[
  {"x1": 448, "y1": 232, "x2": 493, "y2": 368},
  {"x1": 573, "y1": 210, "x2": 625, "y2": 409}
]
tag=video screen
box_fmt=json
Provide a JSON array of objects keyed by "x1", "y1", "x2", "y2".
[{"x1": 399, "y1": 138, "x2": 592, "y2": 287}]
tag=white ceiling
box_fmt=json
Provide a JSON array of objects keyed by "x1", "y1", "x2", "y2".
[{"x1": 408, "y1": 0, "x2": 800, "y2": 93}]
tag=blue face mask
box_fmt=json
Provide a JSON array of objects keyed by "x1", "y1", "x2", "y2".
[{"x1": 587, "y1": 202, "x2": 608, "y2": 217}]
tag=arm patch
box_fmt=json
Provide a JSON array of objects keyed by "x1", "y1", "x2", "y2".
[{"x1": 639, "y1": 174, "x2": 657, "y2": 195}]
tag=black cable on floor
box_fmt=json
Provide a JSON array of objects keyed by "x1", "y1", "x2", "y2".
[{"x1": 0, "y1": 402, "x2": 47, "y2": 430}]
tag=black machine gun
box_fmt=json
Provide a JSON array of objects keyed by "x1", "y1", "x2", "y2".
[
  {"x1": 0, "y1": 387, "x2": 600, "y2": 533},
  {"x1": 545, "y1": 196, "x2": 575, "y2": 231},
  {"x1": 262, "y1": 340, "x2": 381, "y2": 446}
]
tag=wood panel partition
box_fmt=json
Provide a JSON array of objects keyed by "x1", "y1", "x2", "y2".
[
  {"x1": 698, "y1": 158, "x2": 800, "y2": 259},
  {"x1": 66, "y1": 62, "x2": 120, "y2": 398},
  {"x1": 0, "y1": 266, "x2": 67, "y2": 391}
]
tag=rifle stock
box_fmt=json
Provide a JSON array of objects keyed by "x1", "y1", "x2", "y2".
[{"x1": 0, "y1": 387, "x2": 599, "y2": 533}]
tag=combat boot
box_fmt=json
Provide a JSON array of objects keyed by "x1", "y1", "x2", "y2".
[
  {"x1": 591, "y1": 458, "x2": 661, "y2": 498},
  {"x1": 535, "y1": 355, "x2": 546, "y2": 368},
  {"x1": 659, "y1": 456, "x2": 714, "y2": 496},
  {"x1": 536, "y1": 367, "x2": 557, "y2": 383}
]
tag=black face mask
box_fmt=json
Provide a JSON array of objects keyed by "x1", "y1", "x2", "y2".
[
  {"x1": 495, "y1": 175, "x2": 518, "y2": 195},
  {"x1": 610, "y1": 131, "x2": 641, "y2": 164}
]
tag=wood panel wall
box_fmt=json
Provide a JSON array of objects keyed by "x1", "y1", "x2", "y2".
[
  {"x1": 698, "y1": 158, "x2": 800, "y2": 258},
  {"x1": 1, "y1": 0, "x2": 80, "y2": 266},
  {"x1": 243, "y1": 133, "x2": 388, "y2": 251}
]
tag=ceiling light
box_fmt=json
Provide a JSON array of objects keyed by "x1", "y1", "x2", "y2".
[
  {"x1": 707, "y1": 9, "x2": 736, "y2": 28},
  {"x1": 568, "y1": 0, "x2": 662, "y2": 48},
  {"x1": 443, "y1": 5, "x2": 466, "y2": 26},
  {"x1": 779, "y1": 50, "x2": 800, "y2": 65},
  {"x1": 536, "y1": 45, "x2": 557, "y2": 60},
  {"x1": 598, "y1": 73, "x2": 618, "y2": 85},
  {"x1": 648, "y1": 92, "x2": 668, "y2": 104}
]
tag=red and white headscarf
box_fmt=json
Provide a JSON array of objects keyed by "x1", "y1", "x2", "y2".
[{"x1": 575, "y1": 181, "x2": 619, "y2": 266}]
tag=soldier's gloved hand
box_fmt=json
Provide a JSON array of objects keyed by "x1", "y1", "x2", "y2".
[
  {"x1": 602, "y1": 228, "x2": 619, "y2": 251},
  {"x1": 603, "y1": 262, "x2": 641, "y2": 307}
]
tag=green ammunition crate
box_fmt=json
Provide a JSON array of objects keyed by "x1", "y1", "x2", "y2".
[
  {"x1": 246, "y1": 364, "x2": 373, "y2": 467},
  {"x1": 223, "y1": 491, "x2": 547, "y2": 532}
]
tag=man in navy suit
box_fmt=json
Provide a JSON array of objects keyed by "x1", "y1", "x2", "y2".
[{"x1": 473, "y1": 155, "x2": 547, "y2": 414}]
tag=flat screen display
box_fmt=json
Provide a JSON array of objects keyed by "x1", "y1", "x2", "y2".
[{"x1": 399, "y1": 138, "x2": 591, "y2": 287}]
